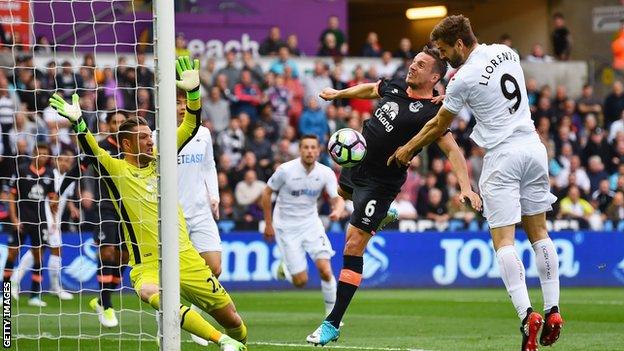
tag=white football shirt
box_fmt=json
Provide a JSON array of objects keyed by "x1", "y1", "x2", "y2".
[
  {"x1": 443, "y1": 43, "x2": 536, "y2": 150},
  {"x1": 267, "y1": 158, "x2": 339, "y2": 228},
  {"x1": 177, "y1": 126, "x2": 219, "y2": 219}
]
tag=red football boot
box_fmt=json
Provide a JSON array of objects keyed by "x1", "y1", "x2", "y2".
[
  {"x1": 520, "y1": 308, "x2": 543, "y2": 351},
  {"x1": 540, "y1": 306, "x2": 564, "y2": 346}
]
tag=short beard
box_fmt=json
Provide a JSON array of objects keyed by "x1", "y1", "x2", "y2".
[
  {"x1": 138, "y1": 153, "x2": 155, "y2": 166},
  {"x1": 406, "y1": 80, "x2": 419, "y2": 90},
  {"x1": 302, "y1": 156, "x2": 316, "y2": 166},
  {"x1": 448, "y1": 55, "x2": 463, "y2": 68}
]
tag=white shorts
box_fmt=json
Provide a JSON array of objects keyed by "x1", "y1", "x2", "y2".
[
  {"x1": 186, "y1": 215, "x2": 221, "y2": 253},
  {"x1": 274, "y1": 218, "x2": 335, "y2": 275},
  {"x1": 479, "y1": 137, "x2": 557, "y2": 229}
]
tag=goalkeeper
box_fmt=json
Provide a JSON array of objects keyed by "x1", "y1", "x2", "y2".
[{"x1": 49, "y1": 57, "x2": 247, "y2": 351}]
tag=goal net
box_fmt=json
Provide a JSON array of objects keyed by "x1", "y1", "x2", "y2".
[{"x1": 0, "y1": 0, "x2": 174, "y2": 349}]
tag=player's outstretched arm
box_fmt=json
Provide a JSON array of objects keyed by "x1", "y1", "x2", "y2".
[
  {"x1": 387, "y1": 107, "x2": 455, "y2": 167},
  {"x1": 260, "y1": 186, "x2": 275, "y2": 242},
  {"x1": 49, "y1": 93, "x2": 121, "y2": 175},
  {"x1": 435, "y1": 133, "x2": 482, "y2": 211},
  {"x1": 175, "y1": 56, "x2": 202, "y2": 153},
  {"x1": 319, "y1": 82, "x2": 380, "y2": 101}
]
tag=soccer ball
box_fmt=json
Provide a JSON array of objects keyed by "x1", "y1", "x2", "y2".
[{"x1": 327, "y1": 128, "x2": 367, "y2": 168}]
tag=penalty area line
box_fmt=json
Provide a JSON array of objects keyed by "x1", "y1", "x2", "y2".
[{"x1": 249, "y1": 341, "x2": 432, "y2": 351}]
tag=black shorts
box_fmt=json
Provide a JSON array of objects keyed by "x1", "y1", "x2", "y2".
[
  {"x1": 94, "y1": 209, "x2": 124, "y2": 248},
  {"x1": 339, "y1": 165, "x2": 402, "y2": 234},
  {"x1": 9, "y1": 223, "x2": 47, "y2": 248}
]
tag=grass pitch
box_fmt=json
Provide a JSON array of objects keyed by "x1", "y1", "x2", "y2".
[{"x1": 8, "y1": 288, "x2": 624, "y2": 350}]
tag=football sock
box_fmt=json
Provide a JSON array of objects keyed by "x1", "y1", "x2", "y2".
[
  {"x1": 321, "y1": 275, "x2": 337, "y2": 316},
  {"x1": 148, "y1": 294, "x2": 223, "y2": 343},
  {"x1": 110, "y1": 263, "x2": 124, "y2": 299},
  {"x1": 282, "y1": 262, "x2": 293, "y2": 283},
  {"x1": 48, "y1": 254, "x2": 62, "y2": 292},
  {"x1": 496, "y1": 245, "x2": 531, "y2": 320},
  {"x1": 31, "y1": 263, "x2": 42, "y2": 297},
  {"x1": 12, "y1": 249, "x2": 34, "y2": 283},
  {"x1": 325, "y1": 255, "x2": 363, "y2": 328},
  {"x1": 225, "y1": 322, "x2": 248, "y2": 344},
  {"x1": 3, "y1": 257, "x2": 14, "y2": 282},
  {"x1": 532, "y1": 238, "x2": 560, "y2": 313},
  {"x1": 98, "y1": 260, "x2": 115, "y2": 309}
]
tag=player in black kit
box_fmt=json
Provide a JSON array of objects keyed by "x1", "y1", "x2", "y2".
[
  {"x1": 3, "y1": 143, "x2": 57, "y2": 307},
  {"x1": 87, "y1": 110, "x2": 128, "y2": 327},
  {"x1": 306, "y1": 47, "x2": 482, "y2": 345}
]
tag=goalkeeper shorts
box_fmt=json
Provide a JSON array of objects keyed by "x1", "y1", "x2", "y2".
[{"x1": 130, "y1": 248, "x2": 232, "y2": 312}]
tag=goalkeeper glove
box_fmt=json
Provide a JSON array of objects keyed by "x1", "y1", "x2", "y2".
[
  {"x1": 49, "y1": 93, "x2": 82, "y2": 122},
  {"x1": 176, "y1": 56, "x2": 200, "y2": 100}
]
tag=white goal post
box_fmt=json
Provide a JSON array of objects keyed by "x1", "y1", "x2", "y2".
[{"x1": 153, "y1": 0, "x2": 181, "y2": 350}]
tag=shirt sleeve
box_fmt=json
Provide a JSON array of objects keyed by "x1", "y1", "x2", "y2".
[
  {"x1": 323, "y1": 168, "x2": 339, "y2": 198},
  {"x1": 59, "y1": 163, "x2": 80, "y2": 197},
  {"x1": 442, "y1": 76, "x2": 469, "y2": 115},
  {"x1": 176, "y1": 98, "x2": 201, "y2": 153},
  {"x1": 47, "y1": 175, "x2": 57, "y2": 195},
  {"x1": 267, "y1": 166, "x2": 285, "y2": 191},
  {"x1": 203, "y1": 131, "x2": 219, "y2": 202},
  {"x1": 376, "y1": 79, "x2": 391, "y2": 97},
  {"x1": 75, "y1": 125, "x2": 124, "y2": 177}
]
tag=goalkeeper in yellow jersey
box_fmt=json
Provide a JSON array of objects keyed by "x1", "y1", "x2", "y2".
[{"x1": 49, "y1": 56, "x2": 247, "y2": 351}]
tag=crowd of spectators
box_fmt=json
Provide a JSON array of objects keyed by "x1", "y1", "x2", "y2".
[{"x1": 0, "y1": 11, "x2": 622, "y2": 232}]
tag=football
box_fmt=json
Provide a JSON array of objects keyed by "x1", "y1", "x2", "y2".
[{"x1": 327, "y1": 128, "x2": 367, "y2": 168}]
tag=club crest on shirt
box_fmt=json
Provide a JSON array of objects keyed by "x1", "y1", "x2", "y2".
[{"x1": 409, "y1": 101, "x2": 423, "y2": 113}]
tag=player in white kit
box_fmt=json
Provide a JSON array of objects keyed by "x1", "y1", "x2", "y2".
[
  {"x1": 175, "y1": 92, "x2": 222, "y2": 346},
  {"x1": 11, "y1": 148, "x2": 78, "y2": 301},
  {"x1": 388, "y1": 15, "x2": 564, "y2": 351},
  {"x1": 261, "y1": 134, "x2": 345, "y2": 320}
]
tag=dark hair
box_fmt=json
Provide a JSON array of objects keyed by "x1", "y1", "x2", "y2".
[
  {"x1": 552, "y1": 12, "x2": 564, "y2": 19},
  {"x1": 300, "y1": 134, "x2": 319, "y2": 143},
  {"x1": 106, "y1": 110, "x2": 128, "y2": 124},
  {"x1": 421, "y1": 46, "x2": 448, "y2": 82},
  {"x1": 34, "y1": 142, "x2": 50, "y2": 153},
  {"x1": 118, "y1": 116, "x2": 149, "y2": 144},
  {"x1": 60, "y1": 147, "x2": 76, "y2": 156},
  {"x1": 430, "y1": 15, "x2": 477, "y2": 47}
]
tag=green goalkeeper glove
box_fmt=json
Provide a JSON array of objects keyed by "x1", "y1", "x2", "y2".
[
  {"x1": 49, "y1": 93, "x2": 83, "y2": 121},
  {"x1": 176, "y1": 56, "x2": 200, "y2": 101}
]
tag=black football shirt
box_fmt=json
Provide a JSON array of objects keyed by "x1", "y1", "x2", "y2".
[
  {"x1": 360, "y1": 78, "x2": 441, "y2": 184},
  {"x1": 10, "y1": 163, "x2": 55, "y2": 225}
]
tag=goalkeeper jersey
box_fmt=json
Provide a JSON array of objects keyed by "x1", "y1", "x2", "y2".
[{"x1": 74, "y1": 99, "x2": 201, "y2": 266}]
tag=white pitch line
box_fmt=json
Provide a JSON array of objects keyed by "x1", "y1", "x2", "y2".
[
  {"x1": 445, "y1": 297, "x2": 624, "y2": 305},
  {"x1": 249, "y1": 341, "x2": 432, "y2": 351},
  {"x1": 14, "y1": 334, "x2": 432, "y2": 351}
]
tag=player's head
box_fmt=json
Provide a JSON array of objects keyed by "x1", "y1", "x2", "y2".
[
  {"x1": 405, "y1": 46, "x2": 447, "y2": 89},
  {"x1": 56, "y1": 148, "x2": 76, "y2": 173},
  {"x1": 118, "y1": 116, "x2": 154, "y2": 164},
  {"x1": 32, "y1": 142, "x2": 50, "y2": 168},
  {"x1": 430, "y1": 15, "x2": 477, "y2": 68},
  {"x1": 299, "y1": 134, "x2": 320, "y2": 166},
  {"x1": 106, "y1": 110, "x2": 128, "y2": 134},
  {"x1": 176, "y1": 89, "x2": 187, "y2": 125}
]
